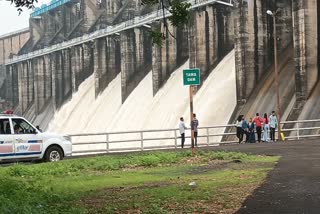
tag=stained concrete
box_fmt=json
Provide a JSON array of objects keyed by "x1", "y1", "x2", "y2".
[{"x1": 0, "y1": 0, "x2": 319, "y2": 126}]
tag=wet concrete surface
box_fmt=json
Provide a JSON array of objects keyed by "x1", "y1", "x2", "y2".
[{"x1": 206, "y1": 140, "x2": 320, "y2": 214}]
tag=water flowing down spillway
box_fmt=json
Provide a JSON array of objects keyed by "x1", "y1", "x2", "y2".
[{"x1": 48, "y1": 50, "x2": 236, "y2": 149}]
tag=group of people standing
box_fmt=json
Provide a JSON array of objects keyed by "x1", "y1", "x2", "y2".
[
  {"x1": 236, "y1": 111, "x2": 278, "y2": 143},
  {"x1": 178, "y1": 111, "x2": 278, "y2": 148}
]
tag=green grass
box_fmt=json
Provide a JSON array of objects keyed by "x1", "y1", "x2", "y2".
[{"x1": 0, "y1": 150, "x2": 279, "y2": 214}]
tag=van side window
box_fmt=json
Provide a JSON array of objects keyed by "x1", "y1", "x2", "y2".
[
  {"x1": 0, "y1": 119, "x2": 11, "y2": 134},
  {"x1": 11, "y1": 118, "x2": 36, "y2": 134}
]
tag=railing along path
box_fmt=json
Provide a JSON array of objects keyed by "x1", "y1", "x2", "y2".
[{"x1": 69, "y1": 118, "x2": 320, "y2": 156}]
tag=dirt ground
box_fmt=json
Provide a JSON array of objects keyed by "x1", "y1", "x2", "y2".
[{"x1": 206, "y1": 140, "x2": 320, "y2": 214}]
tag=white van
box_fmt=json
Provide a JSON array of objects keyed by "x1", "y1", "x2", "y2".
[{"x1": 0, "y1": 113, "x2": 72, "y2": 162}]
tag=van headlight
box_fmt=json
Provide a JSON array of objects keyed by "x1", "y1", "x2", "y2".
[{"x1": 63, "y1": 135, "x2": 71, "y2": 142}]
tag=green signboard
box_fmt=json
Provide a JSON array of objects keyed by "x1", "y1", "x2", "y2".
[{"x1": 183, "y1": 68, "x2": 200, "y2": 86}]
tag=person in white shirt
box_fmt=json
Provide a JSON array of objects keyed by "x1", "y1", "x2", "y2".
[
  {"x1": 179, "y1": 117, "x2": 187, "y2": 148},
  {"x1": 235, "y1": 115, "x2": 244, "y2": 144}
]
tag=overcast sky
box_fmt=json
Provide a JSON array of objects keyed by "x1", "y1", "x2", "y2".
[{"x1": 0, "y1": 0, "x2": 50, "y2": 36}]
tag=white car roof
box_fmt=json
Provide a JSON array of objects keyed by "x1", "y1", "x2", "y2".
[{"x1": 0, "y1": 114, "x2": 24, "y2": 119}]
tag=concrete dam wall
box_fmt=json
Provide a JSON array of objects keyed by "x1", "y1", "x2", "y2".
[
  {"x1": 2, "y1": 0, "x2": 234, "y2": 130},
  {"x1": 0, "y1": 0, "x2": 319, "y2": 135},
  {"x1": 230, "y1": 0, "x2": 320, "y2": 126}
]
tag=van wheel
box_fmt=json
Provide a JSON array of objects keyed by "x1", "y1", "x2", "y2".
[{"x1": 44, "y1": 146, "x2": 63, "y2": 162}]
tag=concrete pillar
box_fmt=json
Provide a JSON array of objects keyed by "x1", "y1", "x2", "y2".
[
  {"x1": 33, "y1": 58, "x2": 40, "y2": 114},
  {"x1": 225, "y1": 7, "x2": 234, "y2": 51},
  {"x1": 17, "y1": 63, "x2": 23, "y2": 113},
  {"x1": 50, "y1": 53, "x2": 57, "y2": 111},
  {"x1": 5, "y1": 66, "x2": 13, "y2": 107},
  {"x1": 152, "y1": 22, "x2": 186, "y2": 95},
  {"x1": 44, "y1": 55, "x2": 52, "y2": 100},
  {"x1": 34, "y1": 57, "x2": 46, "y2": 114},
  {"x1": 55, "y1": 52, "x2": 64, "y2": 108},
  {"x1": 162, "y1": 24, "x2": 177, "y2": 77},
  {"x1": 292, "y1": 0, "x2": 318, "y2": 107},
  {"x1": 12, "y1": 64, "x2": 19, "y2": 108},
  {"x1": 134, "y1": 28, "x2": 145, "y2": 69},
  {"x1": 71, "y1": 47, "x2": 77, "y2": 94},
  {"x1": 176, "y1": 25, "x2": 189, "y2": 64},
  {"x1": 152, "y1": 24, "x2": 162, "y2": 96},
  {"x1": 105, "y1": 0, "x2": 121, "y2": 17},
  {"x1": 82, "y1": 0, "x2": 99, "y2": 32},
  {"x1": 234, "y1": 0, "x2": 258, "y2": 103},
  {"x1": 189, "y1": 12, "x2": 197, "y2": 70},
  {"x1": 43, "y1": 13, "x2": 58, "y2": 45},
  {"x1": 120, "y1": 30, "x2": 136, "y2": 102},
  {"x1": 94, "y1": 38, "x2": 107, "y2": 97},
  {"x1": 277, "y1": 0, "x2": 293, "y2": 50},
  {"x1": 18, "y1": 62, "x2": 28, "y2": 113},
  {"x1": 27, "y1": 60, "x2": 34, "y2": 107},
  {"x1": 63, "y1": 49, "x2": 72, "y2": 99},
  {"x1": 189, "y1": 9, "x2": 210, "y2": 82},
  {"x1": 75, "y1": 46, "x2": 84, "y2": 91},
  {"x1": 83, "y1": 43, "x2": 94, "y2": 80},
  {"x1": 207, "y1": 6, "x2": 219, "y2": 68},
  {"x1": 106, "y1": 37, "x2": 120, "y2": 83},
  {"x1": 255, "y1": 0, "x2": 268, "y2": 79}
]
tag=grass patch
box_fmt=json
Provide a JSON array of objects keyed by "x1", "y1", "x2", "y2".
[{"x1": 0, "y1": 150, "x2": 279, "y2": 214}]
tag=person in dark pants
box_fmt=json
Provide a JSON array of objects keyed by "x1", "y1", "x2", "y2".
[
  {"x1": 179, "y1": 117, "x2": 187, "y2": 148},
  {"x1": 269, "y1": 111, "x2": 278, "y2": 142},
  {"x1": 241, "y1": 115, "x2": 249, "y2": 143},
  {"x1": 248, "y1": 118, "x2": 256, "y2": 143},
  {"x1": 253, "y1": 113, "x2": 263, "y2": 142},
  {"x1": 191, "y1": 113, "x2": 199, "y2": 147},
  {"x1": 236, "y1": 115, "x2": 243, "y2": 144}
]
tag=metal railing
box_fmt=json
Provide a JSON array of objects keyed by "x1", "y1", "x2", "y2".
[
  {"x1": 281, "y1": 119, "x2": 320, "y2": 140},
  {"x1": 6, "y1": 0, "x2": 233, "y2": 65},
  {"x1": 70, "y1": 124, "x2": 235, "y2": 155},
  {"x1": 69, "y1": 119, "x2": 320, "y2": 156}
]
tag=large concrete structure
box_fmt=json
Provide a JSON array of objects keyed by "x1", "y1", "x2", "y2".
[
  {"x1": 0, "y1": 28, "x2": 29, "y2": 110},
  {"x1": 1, "y1": 0, "x2": 234, "y2": 125},
  {"x1": 233, "y1": 0, "x2": 319, "y2": 123},
  {"x1": 0, "y1": 0, "x2": 319, "y2": 129}
]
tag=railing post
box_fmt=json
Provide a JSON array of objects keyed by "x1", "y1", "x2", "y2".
[
  {"x1": 206, "y1": 128, "x2": 210, "y2": 146},
  {"x1": 140, "y1": 132, "x2": 144, "y2": 151},
  {"x1": 106, "y1": 134, "x2": 109, "y2": 153},
  {"x1": 174, "y1": 130, "x2": 178, "y2": 149},
  {"x1": 297, "y1": 122, "x2": 300, "y2": 140}
]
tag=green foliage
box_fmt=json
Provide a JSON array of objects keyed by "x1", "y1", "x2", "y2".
[
  {"x1": 141, "y1": 155, "x2": 161, "y2": 166},
  {"x1": 0, "y1": 151, "x2": 278, "y2": 213},
  {"x1": 168, "y1": 0, "x2": 192, "y2": 27},
  {"x1": 9, "y1": 0, "x2": 37, "y2": 13},
  {"x1": 150, "y1": 30, "x2": 166, "y2": 46},
  {"x1": 2, "y1": 151, "x2": 277, "y2": 179}
]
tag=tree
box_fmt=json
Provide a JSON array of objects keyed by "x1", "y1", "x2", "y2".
[
  {"x1": 8, "y1": 0, "x2": 37, "y2": 13},
  {"x1": 8, "y1": 0, "x2": 190, "y2": 46},
  {"x1": 142, "y1": 0, "x2": 191, "y2": 45}
]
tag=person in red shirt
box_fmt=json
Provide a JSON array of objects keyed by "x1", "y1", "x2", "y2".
[{"x1": 253, "y1": 113, "x2": 263, "y2": 142}]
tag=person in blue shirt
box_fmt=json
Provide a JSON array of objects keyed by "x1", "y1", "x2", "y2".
[{"x1": 241, "y1": 116, "x2": 249, "y2": 143}]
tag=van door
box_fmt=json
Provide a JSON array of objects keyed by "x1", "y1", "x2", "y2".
[
  {"x1": 0, "y1": 118, "x2": 15, "y2": 159},
  {"x1": 11, "y1": 118, "x2": 43, "y2": 158}
]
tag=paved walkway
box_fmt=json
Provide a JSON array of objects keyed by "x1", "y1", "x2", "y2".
[{"x1": 209, "y1": 140, "x2": 320, "y2": 214}]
